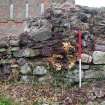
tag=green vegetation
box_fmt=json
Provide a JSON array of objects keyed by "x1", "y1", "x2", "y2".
[{"x1": 0, "y1": 97, "x2": 18, "y2": 105}]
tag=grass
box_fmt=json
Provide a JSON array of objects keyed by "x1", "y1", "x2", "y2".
[{"x1": 0, "y1": 96, "x2": 18, "y2": 105}]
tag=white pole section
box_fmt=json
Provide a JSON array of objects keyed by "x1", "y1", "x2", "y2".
[
  {"x1": 26, "y1": 2, "x2": 29, "y2": 18},
  {"x1": 41, "y1": 3, "x2": 44, "y2": 16},
  {"x1": 79, "y1": 58, "x2": 82, "y2": 88},
  {"x1": 10, "y1": 3, "x2": 14, "y2": 19}
]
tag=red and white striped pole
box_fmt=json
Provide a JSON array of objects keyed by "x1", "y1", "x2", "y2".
[{"x1": 77, "y1": 31, "x2": 82, "y2": 88}]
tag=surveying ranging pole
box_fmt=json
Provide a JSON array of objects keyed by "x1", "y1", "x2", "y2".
[{"x1": 77, "y1": 31, "x2": 82, "y2": 88}]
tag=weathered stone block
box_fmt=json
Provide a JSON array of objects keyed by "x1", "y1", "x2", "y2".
[
  {"x1": 93, "y1": 51, "x2": 105, "y2": 64},
  {"x1": 20, "y1": 63, "x2": 32, "y2": 74},
  {"x1": 33, "y1": 66, "x2": 47, "y2": 76},
  {"x1": 20, "y1": 75, "x2": 33, "y2": 83},
  {"x1": 81, "y1": 53, "x2": 92, "y2": 63},
  {"x1": 0, "y1": 48, "x2": 6, "y2": 52},
  {"x1": 84, "y1": 70, "x2": 105, "y2": 79},
  {"x1": 22, "y1": 48, "x2": 40, "y2": 57}
]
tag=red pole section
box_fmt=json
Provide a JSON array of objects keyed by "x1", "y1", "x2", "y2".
[
  {"x1": 77, "y1": 31, "x2": 82, "y2": 88},
  {"x1": 77, "y1": 31, "x2": 82, "y2": 59}
]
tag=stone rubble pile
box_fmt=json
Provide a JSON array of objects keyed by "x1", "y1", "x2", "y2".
[{"x1": 0, "y1": 3, "x2": 105, "y2": 83}]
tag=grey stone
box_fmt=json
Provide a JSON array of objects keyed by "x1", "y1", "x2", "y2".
[
  {"x1": 60, "y1": 0, "x2": 75, "y2": 9},
  {"x1": 82, "y1": 65, "x2": 90, "y2": 70},
  {"x1": 22, "y1": 48, "x2": 39, "y2": 57},
  {"x1": 95, "y1": 44, "x2": 105, "y2": 52},
  {"x1": 0, "y1": 64, "x2": 11, "y2": 80},
  {"x1": 100, "y1": 101, "x2": 105, "y2": 105},
  {"x1": 87, "y1": 91, "x2": 97, "y2": 100},
  {"x1": 13, "y1": 48, "x2": 40, "y2": 58},
  {"x1": 20, "y1": 76, "x2": 33, "y2": 83},
  {"x1": 11, "y1": 47, "x2": 19, "y2": 52},
  {"x1": 30, "y1": 31, "x2": 52, "y2": 42},
  {"x1": 17, "y1": 58, "x2": 27, "y2": 66},
  {"x1": 102, "y1": 65, "x2": 105, "y2": 70},
  {"x1": 0, "y1": 48, "x2": 6, "y2": 52},
  {"x1": 84, "y1": 70, "x2": 105, "y2": 79},
  {"x1": 77, "y1": 64, "x2": 90, "y2": 70},
  {"x1": 81, "y1": 53, "x2": 92, "y2": 63},
  {"x1": 93, "y1": 51, "x2": 105, "y2": 64},
  {"x1": 13, "y1": 49, "x2": 24, "y2": 58},
  {"x1": 0, "y1": 59, "x2": 10, "y2": 64},
  {"x1": 11, "y1": 64, "x2": 19, "y2": 68},
  {"x1": 90, "y1": 65, "x2": 105, "y2": 71},
  {"x1": 33, "y1": 66, "x2": 47, "y2": 76},
  {"x1": 93, "y1": 87, "x2": 105, "y2": 98},
  {"x1": 20, "y1": 63, "x2": 32, "y2": 74},
  {"x1": 0, "y1": 39, "x2": 8, "y2": 48},
  {"x1": 29, "y1": 18, "x2": 52, "y2": 42},
  {"x1": 9, "y1": 40, "x2": 19, "y2": 46},
  {"x1": 0, "y1": 65, "x2": 11, "y2": 74}
]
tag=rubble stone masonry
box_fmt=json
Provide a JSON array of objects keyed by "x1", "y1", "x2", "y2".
[{"x1": 0, "y1": 0, "x2": 105, "y2": 85}]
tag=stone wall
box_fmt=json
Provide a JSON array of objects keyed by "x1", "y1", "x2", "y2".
[{"x1": 0, "y1": 0, "x2": 105, "y2": 86}]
